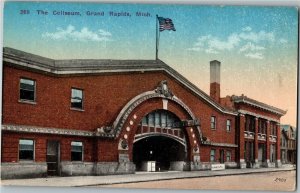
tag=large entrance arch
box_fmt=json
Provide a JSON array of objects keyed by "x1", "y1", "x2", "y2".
[
  {"x1": 133, "y1": 109, "x2": 189, "y2": 171},
  {"x1": 133, "y1": 136, "x2": 187, "y2": 171},
  {"x1": 97, "y1": 80, "x2": 203, "y2": 171}
]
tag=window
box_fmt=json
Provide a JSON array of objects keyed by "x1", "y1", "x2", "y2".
[
  {"x1": 142, "y1": 117, "x2": 147, "y2": 126},
  {"x1": 71, "y1": 88, "x2": 83, "y2": 109},
  {"x1": 140, "y1": 110, "x2": 180, "y2": 128},
  {"x1": 71, "y1": 141, "x2": 83, "y2": 161},
  {"x1": 167, "y1": 113, "x2": 175, "y2": 127},
  {"x1": 19, "y1": 139, "x2": 34, "y2": 160},
  {"x1": 211, "y1": 116, "x2": 216, "y2": 129},
  {"x1": 210, "y1": 149, "x2": 216, "y2": 162},
  {"x1": 226, "y1": 120, "x2": 231, "y2": 131},
  {"x1": 20, "y1": 78, "x2": 36, "y2": 102},
  {"x1": 154, "y1": 112, "x2": 160, "y2": 126},
  {"x1": 226, "y1": 151, "x2": 231, "y2": 162},
  {"x1": 161, "y1": 113, "x2": 167, "y2": 127},
  {"x1": 148, "y1": 113, "x2": 154, "y2": 126},
  {"x1": 245, "y1": 115, "x2": 255, "y2": 132},
  {"x1": 258, "y1": 119, "x2": 267, "y2": 134}
]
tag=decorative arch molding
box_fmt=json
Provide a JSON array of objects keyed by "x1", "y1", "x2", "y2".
[
  {"x1": 99, "y1": 80, "x2": 202, "y2": 140},
  {"x1": 133, "y1": 133, "x2": 187, "y2": 147}
]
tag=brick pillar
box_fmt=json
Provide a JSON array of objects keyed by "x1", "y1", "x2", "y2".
[
  {"x1": 265, "y1": 120, "x2": 270, "y2": 167},
  {"x1": 254, "y1": 117, "x2": 259, "y2": 168},
  {"x1": 239, "y1": 113, "x2": 246, "y2": 168},
  {"x1": 276, "y1": 123, "x2": 282, "y2": 167}
]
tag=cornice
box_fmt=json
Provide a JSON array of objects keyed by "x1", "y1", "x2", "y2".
[{"x1": 232, "y1": 95, "x2": 286, "y2": 116}]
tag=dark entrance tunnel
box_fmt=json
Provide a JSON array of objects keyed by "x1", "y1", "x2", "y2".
[{"x1": 133, "y1": 136, "x2": 186, "y2": 171}]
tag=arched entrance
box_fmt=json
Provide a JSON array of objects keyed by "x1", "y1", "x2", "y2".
[
  {"x1": 132, "y1": 110, "x2": 189, "y2": 172},
  {"x1": 103, "y1": 80, "x2": 202, "y2": 172}
]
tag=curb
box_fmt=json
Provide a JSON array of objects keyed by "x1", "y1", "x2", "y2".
[{"x1": 78, "y1": 168, "x2": 296, "y2": 187}]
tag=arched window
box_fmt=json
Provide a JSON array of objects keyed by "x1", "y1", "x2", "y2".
[{"x1": 140, "y1": 110, "x2": 180, "y2": 128}]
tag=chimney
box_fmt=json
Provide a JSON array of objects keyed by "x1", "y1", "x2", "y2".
[{"x1": 210, "y1": 60, "x2": 221, "y2": 103}]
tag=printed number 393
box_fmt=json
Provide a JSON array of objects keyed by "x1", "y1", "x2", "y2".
[{"x1": 20, "y1": 10, "x2": 30, "y2": 14}]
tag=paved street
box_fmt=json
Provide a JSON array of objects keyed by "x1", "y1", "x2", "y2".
[
  {"x1": 97, "y1": 170, "x2": 296, "y2": 191},
  {"x1": 1, "y1": 166, "x2": 296, "y2": 191}
]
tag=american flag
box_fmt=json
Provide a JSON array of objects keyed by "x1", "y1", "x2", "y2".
[{"x1": 158, "y1": 17, "x2": 176, "y2": 32}]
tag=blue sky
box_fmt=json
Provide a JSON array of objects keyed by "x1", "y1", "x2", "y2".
[{"x1": 3, "y1": 2, "x2": 298, "y2": 125}]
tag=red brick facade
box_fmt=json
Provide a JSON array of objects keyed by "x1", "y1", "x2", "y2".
[{"x1": 1, "y1": 48, "x2": 286, "y2": 178}]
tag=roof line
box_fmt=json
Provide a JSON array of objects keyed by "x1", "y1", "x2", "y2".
[
  {"x1": 232, "y1": 95, "x2": 286, "y2": 116},
  {"x1": 3, "y1": 47, "x2": 238, "y2": 116}
]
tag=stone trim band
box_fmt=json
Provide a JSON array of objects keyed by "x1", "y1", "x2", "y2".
[
  {"x1": 2, "y1": 124, "x2": 94, "y2": 137},
  {"x1": 201, "y1": 141, "x2": 238, "y2": 148}
]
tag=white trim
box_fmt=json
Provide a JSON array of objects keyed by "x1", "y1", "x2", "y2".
[
  {"x1": 2, "y1": 124, "x2": 94, "y2": 137},
  {"x1": 162, "y1": 99, "x2": 168, "y2": 110},
  {"x1": 234, "y1": 97, "x2": 286, "y2": 116},
  {"x1": 238, "y1": 110, "x2": 279, "y2": 122},
  {"x1": 201, "y1": 141, "x2": 238, "y2": 148},
  {"x1": 134, "y1": 133, "x2": 186, "y2": 147}
]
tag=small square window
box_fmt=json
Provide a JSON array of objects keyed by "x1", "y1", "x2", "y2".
[
  {"x1": 226, "y1": 120, "x2": 231, "y2": 132},
  {"x1": 211, "y1": 116, "x2": 216, "y2": 130},
  {"x1": 20, "y1": 78, "x2": 36, "y2": 101},
  {"x1": 71, "y1": 88, "x2": 83, "y2": 109},
  {"x1": 210, "y1": 149, "x2": 216, "y2": 162},
  {"x1": 71, "y1": 141, "x2": 83, "y2": 161},
  {"x1": 19, "y1": 139, "x2": 34, "y2": 160}
]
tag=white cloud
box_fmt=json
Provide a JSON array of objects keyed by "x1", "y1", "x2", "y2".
[
  {"x1": 98, "y1": 29, "x2": 112, "y2": 36},
  {"x1": 239, "y1": 42, "x2": 265, "y2": 53},
  {"x1": 245, "y1": 52, "x2": 264, "y2": 59},
  {"x1": 205, "y1": 48, "x2": 219, "y2": 54},
  {"x1": 42, "y1": 25, "x2": 112, "y2": 42},
  {"x1": 242, "y1": 26, "x2": 252, "y2": 32},
  {"x1": 188, "y1": 34, "x2": 240, "y2": 54},
  {"x1": 187, "y1": 27, "x2": 279, "y2": 60},
  {"x1": 208, "y1": 33, "x2": 240, "y2": 51},
  {"x1": 279, "y1": 38, "x2": 288, "y2": 44},
  {"x1": 239, "y1": 30, "x2": 275, "y2": 43},
  {"x1": 187, "y1": 47, "x2": 201, "y2": 51}
]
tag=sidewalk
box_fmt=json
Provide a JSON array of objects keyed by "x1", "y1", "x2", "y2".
[{"x1": 0, "y1": 166, "x2": 296, "y2": 187}]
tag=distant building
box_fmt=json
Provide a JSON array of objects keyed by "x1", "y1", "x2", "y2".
[
  {"x1": 280, "y1": 125, "x2": 297, "y2": 164},
  {"x1": 1, "y1": 48, "x2": 286, "y2": 179}
]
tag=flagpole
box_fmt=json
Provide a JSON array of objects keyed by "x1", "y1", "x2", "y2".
[{"x1": 156, "y1": 14, "x2": 158, "y2": 60}]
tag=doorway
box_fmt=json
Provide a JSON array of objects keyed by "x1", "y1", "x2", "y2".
[
  {"x1": 219, "y1": 149, "x2": 224, "y2": 163},
  {"x1": 245, "y1": 141, "x2": 254, "y2": 168},
  {"x1": 47, "y1": 140, "x2": 60, "y2": 176},
  {"x1": 133, "y1": 136, "x2": 186, "y2": 171}
]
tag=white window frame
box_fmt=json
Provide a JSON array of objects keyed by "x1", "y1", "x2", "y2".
[
  {"x1": 19, "y1": 139, "x2": 35, "y2": 161},
  {"x1": 71, "y1": 141, "x2": 83, "y2": 162},
  {"x1": 71, "y1": 88, "x2": 84, "y2": 110},
  {"x1": 211, "y1": 116, "x2": 216, "y2": 130},
  {"x1": 19, "y1": 78, "x2": 36, "y2": 103},
  {"x1": 226, "y1": 119, "x2": 231, "y2": 132}
]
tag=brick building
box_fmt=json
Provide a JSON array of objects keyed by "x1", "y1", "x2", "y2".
[
  {"x1": 280, "y1": 125, "x2": 297, "y2": 164},
  {"x1": 1, "y1": 48, "x2": 286, "y2": 179}
]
